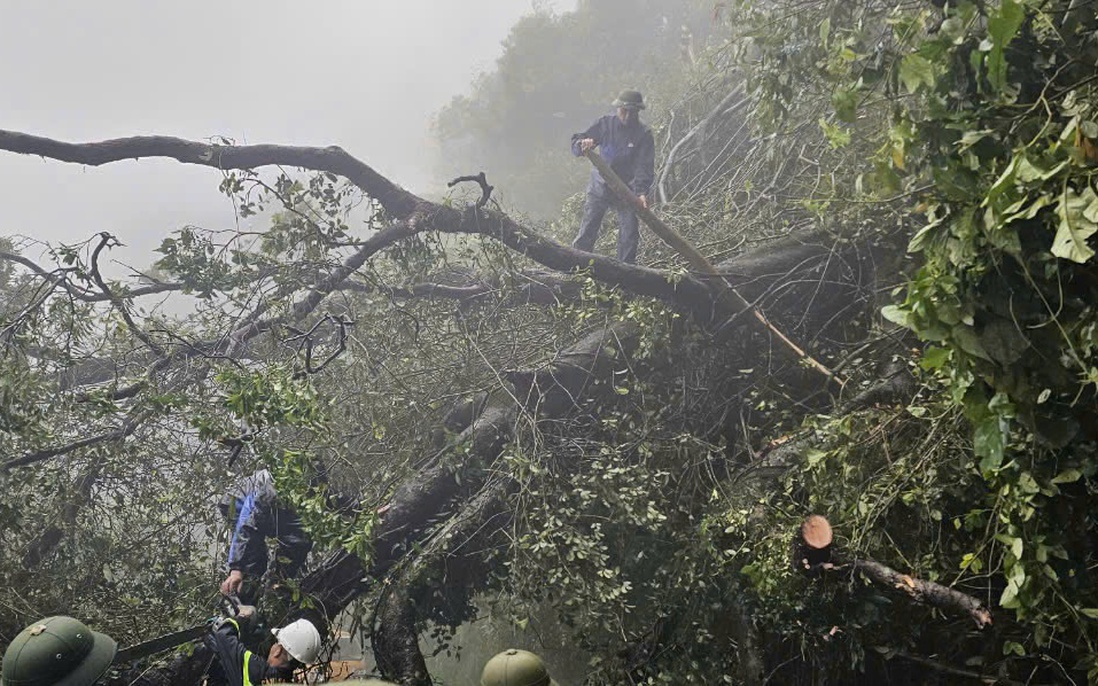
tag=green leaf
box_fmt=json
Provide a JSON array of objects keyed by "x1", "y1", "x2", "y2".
[
  {"x1": 881, "y1": 304, "x2": 912, "y2": 328},
  {"x1": 1004, "y1": 194, "x2": 1052, "y2": 223},
  {"x1": 984, "y1": 156, "x2": 1019, "y2": 208},
  {"x1": 1016, "y1": 158, "x2": 1067, "y2": 184},
  {"x1": 956, "y1": 129, "x2": 995, "y2": 152},
  {"x1": 952, "y1": 324, "x2": 990, "y2": 360},
  {"x1": 899, "y1": 54, "x2": 936, "y2": 93},
  {"x1": 974, "y1": 413, "x2": 1006, "y2": 472},
  {"x1": 819, "y1": 118, "x2": 851, "y2": 148},
  {"x1": 1052, "y1": 186, "x2": 1098, "y2": 263},
  {"x1": 1052, "y1": 468, "x2": 1082, "y2": 484},
  {"x1": 920, "y1": 346, "x2": 951, "y2": 371},
  {"x1": 986, "y1": 0, "x2": 1024, "y2": 91},
  {"x1": 831, "y1": 87, "x2": 858, "y2": 123},
  {"x1": 908, "y1": 212, "x2": 947, "y2": 252},
  {"x1": 1080, "y1": 608, "x2": 1098, "y2": 619},
  {"x1": 939, "y1": 16, "x2": 968, "y2": 44}
]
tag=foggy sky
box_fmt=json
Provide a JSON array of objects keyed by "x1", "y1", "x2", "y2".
[{"x1": 0, "y1": 1, "x2": 575, "y2": 270}]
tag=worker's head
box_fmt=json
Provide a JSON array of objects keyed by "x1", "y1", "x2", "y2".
[
  {"x1": 480, "y1": 648, "x2": 558, "y2": 686},
  {"x1": 0, "y1": 616, "x2": 117, "y2": 686},
  {"x1": 613, "y1": 89, "x2": 646, "y2": 125},
  {"x1": 268, "y1": 618, "x2": 321, "y2": 669}
]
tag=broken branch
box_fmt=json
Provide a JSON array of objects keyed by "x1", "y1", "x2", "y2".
[
  {"x1": 447, "y1": 171, "x2": 494, "y2": 208},
  {"x1": 796, "y1": 516, "x2": 992, "y2": 629}
]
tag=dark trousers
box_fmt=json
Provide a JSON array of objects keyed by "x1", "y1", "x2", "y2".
[{"x1": 572, "y1": 185, "x2": 640, "y2": 264}]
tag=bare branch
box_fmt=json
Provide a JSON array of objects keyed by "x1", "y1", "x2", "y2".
[
  {"x1": 0, "y1": 249, "x2": 183, "y2": 307},
  {"x1": 286, "y1": 314, "x2": 354, "y2": 376},
  {"x1": 446, "y1": 171, "x2": 494, "y2": 208},
  {"x1": 88, "y1": 232, "x2": 166, "y2": 357},
  {"x1": 659, "y1": 83, "x2": 746, "y2": 203}
]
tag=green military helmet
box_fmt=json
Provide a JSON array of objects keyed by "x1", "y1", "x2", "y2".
[
  {"x1": 1, "y1": 616, "x2": 117, "y2": 686},
  {"x1": 481, "y1": 649, "x2": 558, "y2": 686},
  {"x1": 612, "y1": 89, "x2": 646, "y2": 110}
]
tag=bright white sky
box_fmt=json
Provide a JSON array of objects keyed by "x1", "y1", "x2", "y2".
[{"x1": 0, "y1": 0, "x2": 575, "y2": 269}]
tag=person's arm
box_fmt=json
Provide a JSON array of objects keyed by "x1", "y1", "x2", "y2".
[
  {"x1": 222, "y1": 469, "x2": 281, "y2": 588},
  {"x1": 203, "y1": 619, "x2": 250, "y2": 686},
  {"x1": 571, "y1": 117, "x2": 606, "y2": 156},
  {"x1": 633, "y1": 128, "x2": 656, "y2": 203},
  {"x1": 227, "y1": 493, "x2": 267, "y2": 572}
]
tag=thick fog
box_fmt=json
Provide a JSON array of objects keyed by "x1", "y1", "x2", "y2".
[{"x1": 0, "y1": 1, "x2": 575, "y2": 269}]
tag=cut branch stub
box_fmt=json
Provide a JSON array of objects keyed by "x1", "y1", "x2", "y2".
[
  {"x1": 801, "y1": 514, "x2": 832, "y2": 550},
  {"x1": 794, "y1": 514, "x2": 834, "y2": 572}
]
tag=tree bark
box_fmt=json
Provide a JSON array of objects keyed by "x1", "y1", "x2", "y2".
[{"x1": 848, "y1": 559, "x2": 993, "y2": 629}]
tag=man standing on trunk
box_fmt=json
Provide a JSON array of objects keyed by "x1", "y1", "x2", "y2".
[{"x1": 571, "y1": 89, "x2": 655, "y2": 264}]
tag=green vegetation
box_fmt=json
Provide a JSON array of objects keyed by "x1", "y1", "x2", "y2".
[{"x1": 2, "y1": 0, "x2": 1098, "y2": 683}]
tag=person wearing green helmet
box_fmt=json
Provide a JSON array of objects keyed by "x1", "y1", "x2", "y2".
[
  {"x1": 480, "y1": 648, "x2": 558, "y2": 686},
  {"x1": 0, "y1": 616, "x2": 117, "y2": 686},
  {"x1": 570, "y1": 89, "x2": 655, "y2": 265}
]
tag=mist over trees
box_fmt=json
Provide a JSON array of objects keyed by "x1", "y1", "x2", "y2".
[
  {"x1": 2, "y1": 0, "x2": 1098, "y2": 684},
  {"x1": 431, "y1": 0, "x2": 714, "y2": 217}
]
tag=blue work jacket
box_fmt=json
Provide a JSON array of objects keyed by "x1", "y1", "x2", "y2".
[
  {"x1": 204, "y1": 618, "x2": 294, "y2": 686},
  {"x1": 571, "y1": 114, "x2": 655, "y2": 197}
]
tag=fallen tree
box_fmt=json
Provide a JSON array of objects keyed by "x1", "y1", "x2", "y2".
[{"x1": 0, "y1": 125, "x2": 898, "y2": 684}]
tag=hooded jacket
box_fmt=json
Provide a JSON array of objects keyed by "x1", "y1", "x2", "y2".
[{"x1": 220, "y1": 469, "x2": 311, "y2": 579}]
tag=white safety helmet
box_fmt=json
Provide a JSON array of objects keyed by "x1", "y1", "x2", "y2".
[{"x1": 271, "y1": 618, "x2": 322, "y2": 664}]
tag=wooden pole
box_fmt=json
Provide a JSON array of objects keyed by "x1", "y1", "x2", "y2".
[{"x1": 584, "y1": 150, "x2": 845, "y2": 387}]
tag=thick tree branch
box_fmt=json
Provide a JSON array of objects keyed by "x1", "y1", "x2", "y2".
[
  {"x1": 374, "y1": 582, "x2": 433, "y2": 686},
  {"x1": 847, "y1": 559, "x2": 993, "y2": 629},
  {"x1": 449, "y1": 206, "x2": 723, "y2": 322},
  {"x1": 0, "y1": 129, "x2": 421, "y2": 219},
  {"x1": 0, "y1": 128, "x2": 855, "y2": 353},
  {"x1": 0, "y1": 128, "x2": 738, "y2": 327}
]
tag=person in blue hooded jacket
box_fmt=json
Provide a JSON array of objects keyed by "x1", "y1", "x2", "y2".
[
  {"x1": 570, "y1": 89, "x2": 655, "y2": 264},
  {"x1": 218, "y1": 468, "x2": 312, "y2": 600}
]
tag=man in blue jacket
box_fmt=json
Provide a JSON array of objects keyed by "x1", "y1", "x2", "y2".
[
  {"x1": 571, "y1": 89, "x2": 655, "y2": 264},
  {"x1": 219, "y1": 469, "x2": 312, "y2": 600}
]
